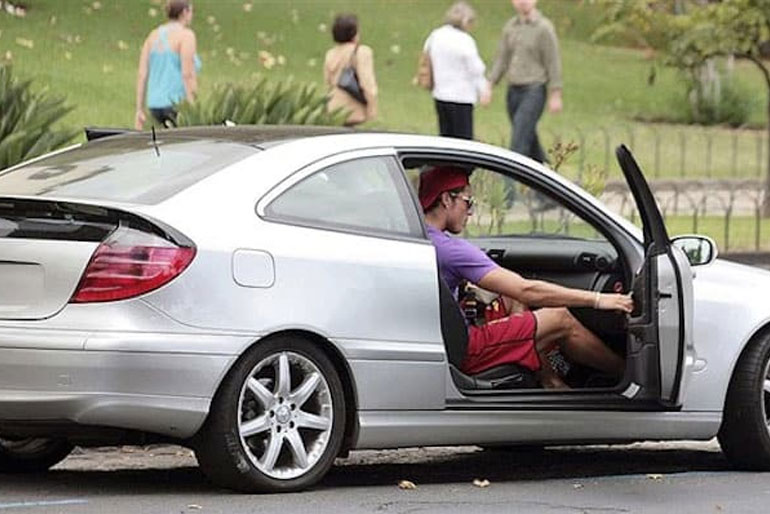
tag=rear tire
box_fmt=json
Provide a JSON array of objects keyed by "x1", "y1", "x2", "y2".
[
  {"x1": 718, "y1": 331, "x2": 770, "y2": 470},
  {"x1": 195, "y1": 335, "x2": 346, "y2": 493},
  {"x1": 0, "y1": 437, "x2": 73, "y2": 472}
]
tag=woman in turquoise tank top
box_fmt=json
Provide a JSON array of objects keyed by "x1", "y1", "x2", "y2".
[{"x1": 135, "y1": 0, "x2": 201, "y2": 129}]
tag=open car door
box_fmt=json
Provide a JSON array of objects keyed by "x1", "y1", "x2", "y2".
[{"x1": 617, "y1": 145, "x2": 694, "y2": 408}]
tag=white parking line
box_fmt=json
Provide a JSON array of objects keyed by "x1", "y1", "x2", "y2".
[{"x1": 0, "y1": 499, "x2": 88, "y2": 510}]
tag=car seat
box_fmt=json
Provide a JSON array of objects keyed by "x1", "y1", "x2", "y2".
[{"x1": 438, "y1": 276, "x2": 538, "y2": 390}]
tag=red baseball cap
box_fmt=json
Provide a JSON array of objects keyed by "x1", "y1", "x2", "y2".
[{"x1": 418, "y1": 166, "x2": 470, "y2": 211}]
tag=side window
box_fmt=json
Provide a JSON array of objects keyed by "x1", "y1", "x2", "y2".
[
  {"x1": 403, "y1": 161, "x2": 605, "y2": 241},
  {"x1": 467, "y1": 168, "x2": 605, "y2": 240},
  {"x1": 265, "y1": 156, "x2": 422, "y2": 237}
]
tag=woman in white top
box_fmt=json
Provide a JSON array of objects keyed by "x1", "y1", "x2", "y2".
[{"x1": 423, "y1": 1, "x2": 490, "y2": 139}]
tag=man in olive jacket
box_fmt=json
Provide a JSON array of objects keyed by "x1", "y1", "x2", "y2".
[{"x1": 489, "y1": 0, "x2": 562, "y2": 163}]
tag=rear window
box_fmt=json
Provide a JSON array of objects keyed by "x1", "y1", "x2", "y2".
[{"x1": 0, "y1": 137, "x2": 258, "y2": 204}]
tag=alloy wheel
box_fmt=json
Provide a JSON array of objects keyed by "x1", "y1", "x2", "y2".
[{"x1": 237, "y1": 351, "x2": 334, "y2": 480}]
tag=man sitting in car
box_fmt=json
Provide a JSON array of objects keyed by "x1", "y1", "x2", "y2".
[{"x1": 419, "y1": 165, "x2": 632, "y2": 388}]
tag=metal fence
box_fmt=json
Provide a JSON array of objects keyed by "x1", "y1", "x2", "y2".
[
  {"x1": 601, "y1": 178, "x2": 767, "y2": 252},
  {"x1": 531, "y1": 124, "x2": 769, "y2": 252},
  {"x1": 544, "y1": 124, "x2": 768, "y2": 182}
]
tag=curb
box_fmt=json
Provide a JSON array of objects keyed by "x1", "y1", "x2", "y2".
[{"x1": 721, "y1": 251, "x2": 770, "y2": 267}]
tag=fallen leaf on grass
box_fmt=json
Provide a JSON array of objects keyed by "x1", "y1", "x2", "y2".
[
  {"x1": 398, "y1": 480, "x2": 417, "y2": 490},
  {"x1": 472, "y1": 478, "x2": 490, "y2": 488},
  {"x1": 15, "y1": 37, "x2": 34, "y2": 49}
]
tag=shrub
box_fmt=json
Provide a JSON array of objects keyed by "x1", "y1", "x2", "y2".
[
  {"x1": 176, "y1": 76, "x2": 348, "y2": 127},
  {"x1": 637, "y1": 73, "x2": 754, "y2": 127},
  {"x1": 0, "y1": 64, "x2": 76, "y2": 170},
  {"x1": 681, "y1": 75, "x2": 752, "y2": 127}
]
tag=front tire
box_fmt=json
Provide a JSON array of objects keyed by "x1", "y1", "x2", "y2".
[
  {"x1": 0, "y1": 437, "x2": 73, "y2": 472},
  {"x1": 718, "y1": 331, "x2": 770, "y2": 469},
  {"x1": 195, "y1": 336, "x2": 346, "y2": 493}
]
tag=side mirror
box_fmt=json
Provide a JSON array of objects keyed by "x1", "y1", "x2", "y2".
[{"x1": 672, "y1": 235, "x2": 718, "y2": 267}]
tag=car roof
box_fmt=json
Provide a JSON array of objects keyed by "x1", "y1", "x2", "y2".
[{"x1": 91, "y1": 125, "x2": 355, "y2": 149}]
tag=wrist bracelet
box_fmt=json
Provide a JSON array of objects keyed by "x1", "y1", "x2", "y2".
[{"x1": 593, "y1": 291, "x2": 601, "y2": 309}]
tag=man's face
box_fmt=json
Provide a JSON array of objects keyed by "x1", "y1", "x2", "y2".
[
  {"x1": 512, "y1": 0, "x2": 536, "y2": 16},
  {"x1": 444, "y1": 185, "x2": 474, "y2": 234}
]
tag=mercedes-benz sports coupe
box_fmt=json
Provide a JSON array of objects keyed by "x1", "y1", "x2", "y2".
[{"x1": 0, "y1": 126, "x2": 769, "y2": 492}]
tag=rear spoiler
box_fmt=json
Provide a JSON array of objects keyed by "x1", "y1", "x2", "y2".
[{"x1": 84, "y1": 127, "x2": 137, "y2": 142}]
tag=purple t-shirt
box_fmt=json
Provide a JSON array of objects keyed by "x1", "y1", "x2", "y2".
[{"x1": 426, "y1": 225, "x2": 497, "y2": 296}]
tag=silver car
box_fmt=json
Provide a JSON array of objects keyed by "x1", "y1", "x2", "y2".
[{"x1": 0, "y1": 126, "x2": 768, "y2": 493}]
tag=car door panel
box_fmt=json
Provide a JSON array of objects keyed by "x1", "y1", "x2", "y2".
[{"x1": 617, "y1": 145, "x2": 693, "y2": 407}]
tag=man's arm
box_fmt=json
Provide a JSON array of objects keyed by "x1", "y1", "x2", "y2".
[
  {"x1": 540, "y1": 23, "x2": 563, "y2": 113},
  {"x1": 477, "y1": 267, "x2": 632, "y2": 312},
  {"x1": 487, "y1": 22, "x2": 513, "y2": 86}
]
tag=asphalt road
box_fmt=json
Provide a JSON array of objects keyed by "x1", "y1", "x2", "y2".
[{"x1": 1, "y1": 441, "x2": 769, "y2": 513}]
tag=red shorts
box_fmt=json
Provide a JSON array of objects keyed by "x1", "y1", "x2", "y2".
[{"x1": 462, "y1": 309, "x2": 540, "y2": 374}]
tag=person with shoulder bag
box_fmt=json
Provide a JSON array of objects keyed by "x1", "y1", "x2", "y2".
[
  {"x1": 419, "y1": 1, "x2": 491, "y2": 140},
  {"x1": 323, "y1": 14, "x2": 378, "y2": 127}
]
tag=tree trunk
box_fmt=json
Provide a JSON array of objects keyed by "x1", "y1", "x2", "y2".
[
  {"x1": 762, "y1": 105, "x2": 770, "y2": 218},
  {"x1": 765, "y1": 96, "x2": 770, "y2": 216},
  {"x1": 758, "y1": 59, "x2": 770, "y2": 217}
]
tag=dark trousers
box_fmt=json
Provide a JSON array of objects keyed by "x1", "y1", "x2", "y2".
[
  {"x1": 435, "y1": 100, "x2": 474, "y2": 140},
  {"x1": 150, "y1": 107, "x2": 178, "y2": 128},
  {"x1": 506, "y1": 84, "x2": 547, "y2": 163}
]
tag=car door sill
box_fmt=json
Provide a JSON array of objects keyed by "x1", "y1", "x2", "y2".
[{"x1": 448, "y1": 391, "x2": 676, "y2": 411}]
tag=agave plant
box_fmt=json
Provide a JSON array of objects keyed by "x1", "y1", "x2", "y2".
[
  {"x1": 176, "y1": 76, "x2": 348, "y2": 127},
  {"x1": 0, "y1": 64, "x2": 77, "y2": 170}
]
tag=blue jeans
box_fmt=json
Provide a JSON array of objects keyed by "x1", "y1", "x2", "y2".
[{"x1": 506, "y1": 84, "x2": 547, "y2": 163}]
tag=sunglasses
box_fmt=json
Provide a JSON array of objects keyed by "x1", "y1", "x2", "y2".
[{"x1": 449, "y1": 192, "x2": 475, "y2": 210}]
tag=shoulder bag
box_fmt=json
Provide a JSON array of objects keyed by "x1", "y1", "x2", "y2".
[{"x1": 337, "y1": 45, "x2": 367, "y2": 105}]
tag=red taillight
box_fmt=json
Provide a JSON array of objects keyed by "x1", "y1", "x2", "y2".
[{"x1": 70, "y1": 226, "x2": 196, "y2": 303}]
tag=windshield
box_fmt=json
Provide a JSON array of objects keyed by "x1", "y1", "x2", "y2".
[{"x1": 0, "y1": 137, "x2": 258, "y2": 205}]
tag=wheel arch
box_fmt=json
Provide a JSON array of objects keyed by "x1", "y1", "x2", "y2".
[
  {"x1": 200, "y1": 329, "x2": 360, "y2": 454},
  {"x1": 721, "y1": 321, "x2": 770, "y2": 415}
]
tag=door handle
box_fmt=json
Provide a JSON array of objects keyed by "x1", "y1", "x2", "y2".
[{"x1": 486, "y1": 249, "x2": 505, "y2": 261}]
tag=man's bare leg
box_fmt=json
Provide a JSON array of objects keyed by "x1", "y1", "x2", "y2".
[{"x1": 534, "y1": 307, "x2": 624, "y2": 378}]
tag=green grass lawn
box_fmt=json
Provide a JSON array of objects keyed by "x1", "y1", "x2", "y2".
[
  {"x1": 1, "y1": 1, "x2": 766, "y2": 151},
  {"x1": 1, "y1": 0, "x2": 769, "y2": 249},
  {"x1": 466, "y1": 214, "x2": 770, "y2": 252}
]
